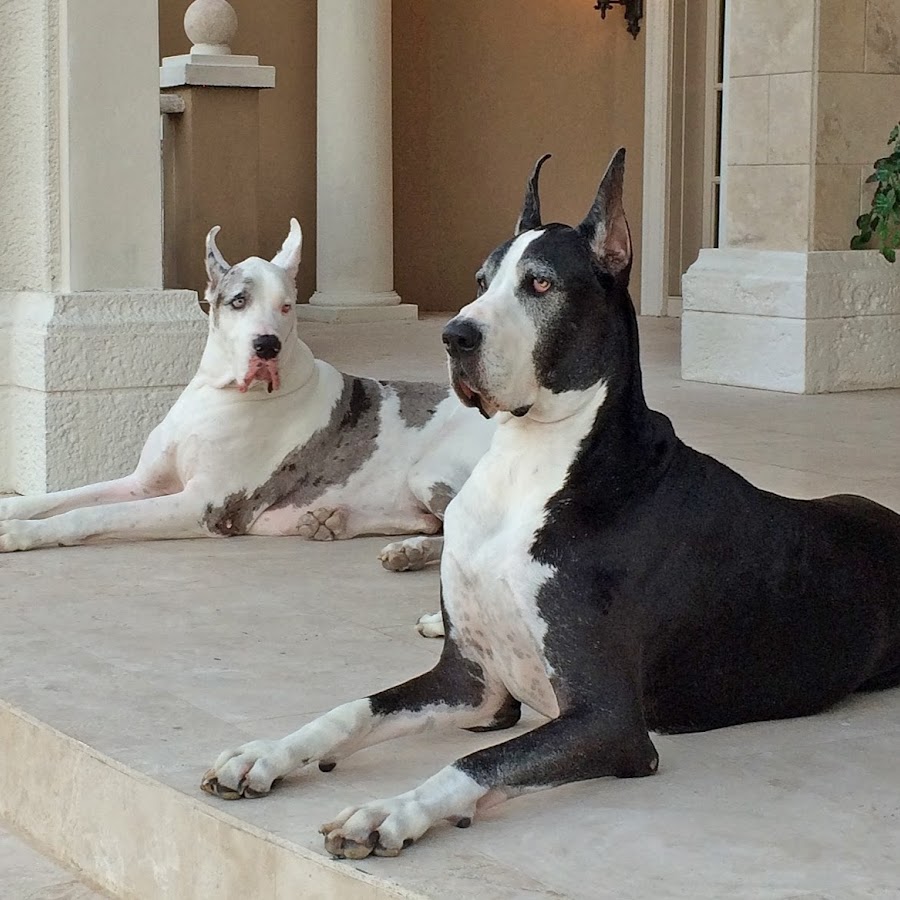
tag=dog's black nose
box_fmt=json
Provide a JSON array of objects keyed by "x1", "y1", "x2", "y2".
[
  {"x1": 442, "y1": 319, "x2": 483, "y2": 356},
  {"x1": 253, "y1": 335, "x2": 282, "y2": 359}
]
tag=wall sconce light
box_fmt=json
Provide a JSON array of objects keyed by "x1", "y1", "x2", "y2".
[{"x1": 594, "y1": 0, "x2": 643, "y2": 39}]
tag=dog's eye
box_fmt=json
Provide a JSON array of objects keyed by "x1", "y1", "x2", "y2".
[
  {"x1": 533, "y1": 277, "x2": 552, "y2": 293},
  {"x1": 281, "y1": 303, "x2": 293, "y2": 315},
  {"x1": 229, "y1": 295, "x2": 246, "y2": 309}
]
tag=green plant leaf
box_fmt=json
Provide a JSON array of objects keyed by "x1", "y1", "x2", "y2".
[{"x1": 853, "y1": 123, "x2": 900, "y2": 257}]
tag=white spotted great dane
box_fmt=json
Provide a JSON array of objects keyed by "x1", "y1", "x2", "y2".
[
  {"x1": 0, "y1": 219, "x2": 493, "y2": 607},
  {"x1": 201, "y1": 150, "x2": 900, "y2": 860}
]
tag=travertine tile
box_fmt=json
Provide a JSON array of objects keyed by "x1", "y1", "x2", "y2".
[
  {"x1": 817, "y1": 72, "x2": 900, "y2": 164},
  {"x1": 725, "y1": 164, "x2": 810, "y2": 251},
  {"x1": 866, "y1": 0, "x2": 900, "y2": 73},
  {"x1": 728, "y1": 76, "x2": 769, "y2": 165},
  {"x1": 819, "y1": 0, "x2": 867, "y2": 71},
  {"x1": 730, "y1": 0, "x2": 815, "y2": 76},
  {"x1": 814, "y1": 164, "x2": 862, "y2": 249},
  {"x1": 768, "y1": 72, "x2": 812, "y2": 163}
]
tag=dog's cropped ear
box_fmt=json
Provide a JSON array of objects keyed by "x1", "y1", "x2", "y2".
[
  {"x1": 271, "y1": 218, "x2": 303, "y2": 282},
  {"x1": 205, "y1": 226, "x2": 230, "y2": 289},
  {"x1": 577, "y1": 148, "x2": 632, "y2": 281},
  {"x1": 515, "y1": 154, "x2": 552, "y2": 235}
]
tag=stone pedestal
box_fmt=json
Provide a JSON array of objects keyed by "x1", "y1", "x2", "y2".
[
  {"x1": 0, "y1": 0, "x2": 204, "y2": 493},
  {"x1": 307, "y1": 0, "x2": 417, "y2": 322},
  {"x1": 0, "y1": 292, "x2": 204, "y2": 493},
  {"x1": 682, "y1": 249, "x2": 900, "y2": 393}
]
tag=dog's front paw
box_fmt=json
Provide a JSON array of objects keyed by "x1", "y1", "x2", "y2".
[
  {"x1": 416, "y1": 611, "x2": 445, "y2": 639},
  {"x1": 379, "y1": 537, "x2": 436, "y2": 572},
  {"x1": 200, "y1": 740, "x2": 290, "y2": 800},
  {"x1": 0, "y1": 520, "x2": 38, "y2": 552},
  {"x1": 322, "y1": 792, "x2": 468, "y2": 859},
  {"x1": 297, "y1": 507, "x2": 348, "y2": 541}
]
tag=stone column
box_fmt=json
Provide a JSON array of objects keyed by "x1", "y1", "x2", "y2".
[
  {"x1": 681, "y1": 0, "x2": 900, "y2": 393},
  {"x1": 160, "y1": 0, "x2": 275, "y2": 300},
  {"x1": 299, "y1": 0, "x2": 418, "y2": 323},
  {"x1": 0, "y1": 0, "x2": 203, "y2": 493}
]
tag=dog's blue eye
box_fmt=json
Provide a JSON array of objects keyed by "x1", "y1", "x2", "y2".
[{"x1": 229, "y1": 295, "x2": 246, "y2": 309}]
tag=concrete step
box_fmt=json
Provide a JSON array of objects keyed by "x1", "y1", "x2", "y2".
[
  {"x1": 0, "y1": 701, "x2": 423, "y2": 899},
  {"x1": 0, "y1": 818, "x2": 111, "y2": 899}
]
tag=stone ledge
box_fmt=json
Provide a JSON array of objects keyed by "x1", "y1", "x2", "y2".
[
  {"x1": 0, "y1": 701, "x2": 419, "y2": 900},
  {"x1": 683, "y1": 249, "x2": 900, "y2": 319},
  {"x1": 160, "y1": 53, "x2": 276, "y2": 89}
]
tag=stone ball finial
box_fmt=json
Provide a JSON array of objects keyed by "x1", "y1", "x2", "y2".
[{"x1": 184, "y1": 0, "x2": 238, "y2": 56}]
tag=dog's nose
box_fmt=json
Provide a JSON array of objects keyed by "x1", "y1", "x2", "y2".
[
  {"x1": 442, "y1": 319, "x2": 483, "y2": 357},
  {"x1": 252, "y1": 335, "x2": 282, "y2": 360}
]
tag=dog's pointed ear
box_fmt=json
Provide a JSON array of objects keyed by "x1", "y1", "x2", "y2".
[
  {"x1": 515, "y1": 154, "x2": 552, "y2": 235},
  {"x1": 271, "y1": 218, "x2": 303, "y2": 282},
  {"x1": 577, "y1": 148, "x2": 632, "y2": 280},
  {"x1": 205, "y1": 225, "x2": 229, "y2": 288}
]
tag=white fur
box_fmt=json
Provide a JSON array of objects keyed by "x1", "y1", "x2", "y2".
[
  {"x1": 321, "y1": 766, "x2": 487, "y2": 854},
  {"x1": 0, "y1": 220, "x2": 494, "y2": 554},
  {"x1": 458, "y1": 231, "x2": 544, "y2": 416},
  {"x1": 443, "y1": 383, "x2": 609, "y2": 719},
  {"x1": 203, "y1": 698, "x2": 487, "y2": 797}
]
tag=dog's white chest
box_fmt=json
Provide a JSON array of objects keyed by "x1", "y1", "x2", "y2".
[{"x1": 442, "y1": 420, "x2": 581, "y2": 719}]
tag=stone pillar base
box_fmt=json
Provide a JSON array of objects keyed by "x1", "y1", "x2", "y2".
[
  {"x1": 0, "y1": 291, "x2": 205, "y2": 493},
  {"x1": 681, "y1": 249, "x2": 900, "y2": 394},
  {"x1": 297, "y1": 300, "x2": 418, "y2": 324}
]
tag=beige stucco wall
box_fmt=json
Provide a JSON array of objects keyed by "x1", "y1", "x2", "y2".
[{"x1": 393, "y1": 0, "x2": 645, "y2": 312}]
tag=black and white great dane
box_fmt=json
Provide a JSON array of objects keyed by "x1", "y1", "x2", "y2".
[
  {"x1": 201, "y1": 151, "x2": 900, "y2": 859},
  {"x1": 0, "y1": 220, "x2": 493, "y2": 612}
]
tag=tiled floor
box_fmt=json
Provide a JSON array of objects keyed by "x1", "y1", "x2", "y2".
[
  {"x1": 0, "y1": 823, "x2": 109, "y2": 899},
  {"x1": 1, "y1": 317, "x2": 899, "y2": 899}
]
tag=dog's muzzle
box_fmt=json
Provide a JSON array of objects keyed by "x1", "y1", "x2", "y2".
[
  {"x1": 444, "y1": 318, "x2": 495, "y2": 417},
  {"x1": 252, "y1": 334, "x2": 282, "y2": 360}
]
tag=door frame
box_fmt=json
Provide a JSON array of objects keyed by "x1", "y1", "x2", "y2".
[{"x1": 640, "y1": 0, "x2": 729, "y2": 317}]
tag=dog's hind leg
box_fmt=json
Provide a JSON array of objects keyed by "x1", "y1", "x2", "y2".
[
  {"x1": 379, "y1": 535, "x2": 443, "y2": 572},
  {"x1": 377, "y1": 468, "x2": 462, "y2": 576},
  {"x1": 201, "y1": 633, "x2": 516, "y2": 806},
  {"x1": 0, "y1": 488, "x2": 212, "y2": 551},
  {"x1": 0, "y1": 476, "x2": 161, "y2": 522}
]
